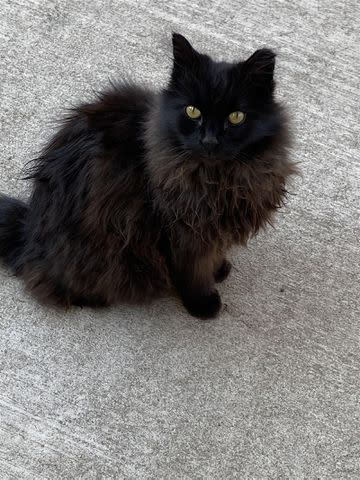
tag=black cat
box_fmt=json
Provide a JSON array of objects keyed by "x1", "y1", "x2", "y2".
[{"x1": 0, "y1": 33, "x2": 297, "y2": 318}]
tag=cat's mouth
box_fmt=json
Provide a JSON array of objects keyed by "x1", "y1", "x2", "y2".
[
  {"x1": 203, "y1": 151, "x2": 220, "y2": 162},
  {"x1": 179, "y1": 146, "x2": 227, "y2": 166},
  {"x1": 197, "y1": 151, "x2": 226, "y2": 166}
]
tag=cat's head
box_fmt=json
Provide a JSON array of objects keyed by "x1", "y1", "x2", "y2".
[{"x1": 158, "y1": 33, "x2": 283, "y2": 163}]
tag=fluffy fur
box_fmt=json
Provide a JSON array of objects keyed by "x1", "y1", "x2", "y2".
[{"x1": 0, "y1": 34, "x2": 297, "y2": 318}]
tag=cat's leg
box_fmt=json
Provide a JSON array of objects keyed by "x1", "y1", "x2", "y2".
[
  {"x1": 22, "y1": 261, "x2": 109, "y2": 308},
  {"x1": 70, "y1": 293, "x2": 108, "y2": 308},
  {"x1": 214, "y1": 258, "x2": 232, "y2": 283},
  {"x1": 171, "y1": 249, "x2": 222, "y2": 319}
]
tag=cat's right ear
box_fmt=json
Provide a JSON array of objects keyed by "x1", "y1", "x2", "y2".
[{"x1": 172, "y1": 33, "x2": 199, "y2": 69}]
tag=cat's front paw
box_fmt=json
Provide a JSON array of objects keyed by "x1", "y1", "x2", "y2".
[
  {"x1": 183, "y1": 289, "x2": 222, "y2": 319},
  {"x1": 214, "y1": 259, "x2": 232, "y2": 283}
]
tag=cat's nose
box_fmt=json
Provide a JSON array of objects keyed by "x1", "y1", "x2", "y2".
[{"x1": 201, "y1": 135, "x2": 219, "y2": 153}]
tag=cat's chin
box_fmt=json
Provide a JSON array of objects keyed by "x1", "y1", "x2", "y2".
[
  {"x1": 200, "y1": 152, "x2": 219, "y2": 161},
  {"x1": 187, "y1": 150, "x2": 227, "y2": 166}
]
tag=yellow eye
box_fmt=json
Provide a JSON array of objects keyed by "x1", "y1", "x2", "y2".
[
  {"x1": 228, "y1": 111, "x2": 246, "y2": 125},
  {"x1": 185, "y1": 105, "x2": 201, "y2": 119}
]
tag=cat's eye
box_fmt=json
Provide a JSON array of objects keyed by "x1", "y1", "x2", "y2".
[
  {"x1": 185, "y1": 105, "x2": 201, "y2": 120},
  {"x1": 228, "y1": 111, "x2": 246, "y2": 125}
]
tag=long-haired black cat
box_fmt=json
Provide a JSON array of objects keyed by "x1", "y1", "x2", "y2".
[{"x1": 0, "y1": 34, "x2": 296, "y2": 318}]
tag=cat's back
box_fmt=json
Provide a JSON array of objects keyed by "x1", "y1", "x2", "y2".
[
  {"x1": 79, "y1": 82, "x2": 154, "y2": 154},
  {"x1": 29, "y1": 83, "x2": 154, "y2": 182},
  {"x1": 25, "y1": 82, "x2": 156, "y2": 240},
  {"x1": 19, "y1": 83, "x2": 162, "y2": 304}
]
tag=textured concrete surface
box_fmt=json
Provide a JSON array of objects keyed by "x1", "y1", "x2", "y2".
[{"x1": 0, "y1": 0, "x2": 359, "y2": 478}]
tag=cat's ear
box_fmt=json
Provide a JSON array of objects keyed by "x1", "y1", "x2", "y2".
[
  {"x1": 240, "y1": 48, "x2": 276, "y2": 94},
  {"x1": 172, "y1": 33, "x2": 199, "y2": 68},
  {"x1": 244, "y1": 48, "x2": 276, "y2": 77}
]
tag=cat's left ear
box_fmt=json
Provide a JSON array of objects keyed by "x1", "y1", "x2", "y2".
[
  {"x1": 244, "y1": 48, "x2": 276, "y2": 77},
  {"x1": 241, "y1": 48, "x2": 276, "y2": 93},
  {"x1": 172, "y1": 33, "x2": 199, "y2": 68}
]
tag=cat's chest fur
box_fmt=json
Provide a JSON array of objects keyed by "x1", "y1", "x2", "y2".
[{"x1": 149, "y1": 158, "x2": 289, "y2": 248}]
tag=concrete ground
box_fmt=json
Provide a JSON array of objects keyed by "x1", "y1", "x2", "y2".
[{"x1": 0, "y1": 0, "x2": 359, "y2": 478}]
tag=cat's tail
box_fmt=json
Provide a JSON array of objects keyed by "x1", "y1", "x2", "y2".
[{"x1": 0, "y1": 195, "x2": 27, "y2": 267}]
